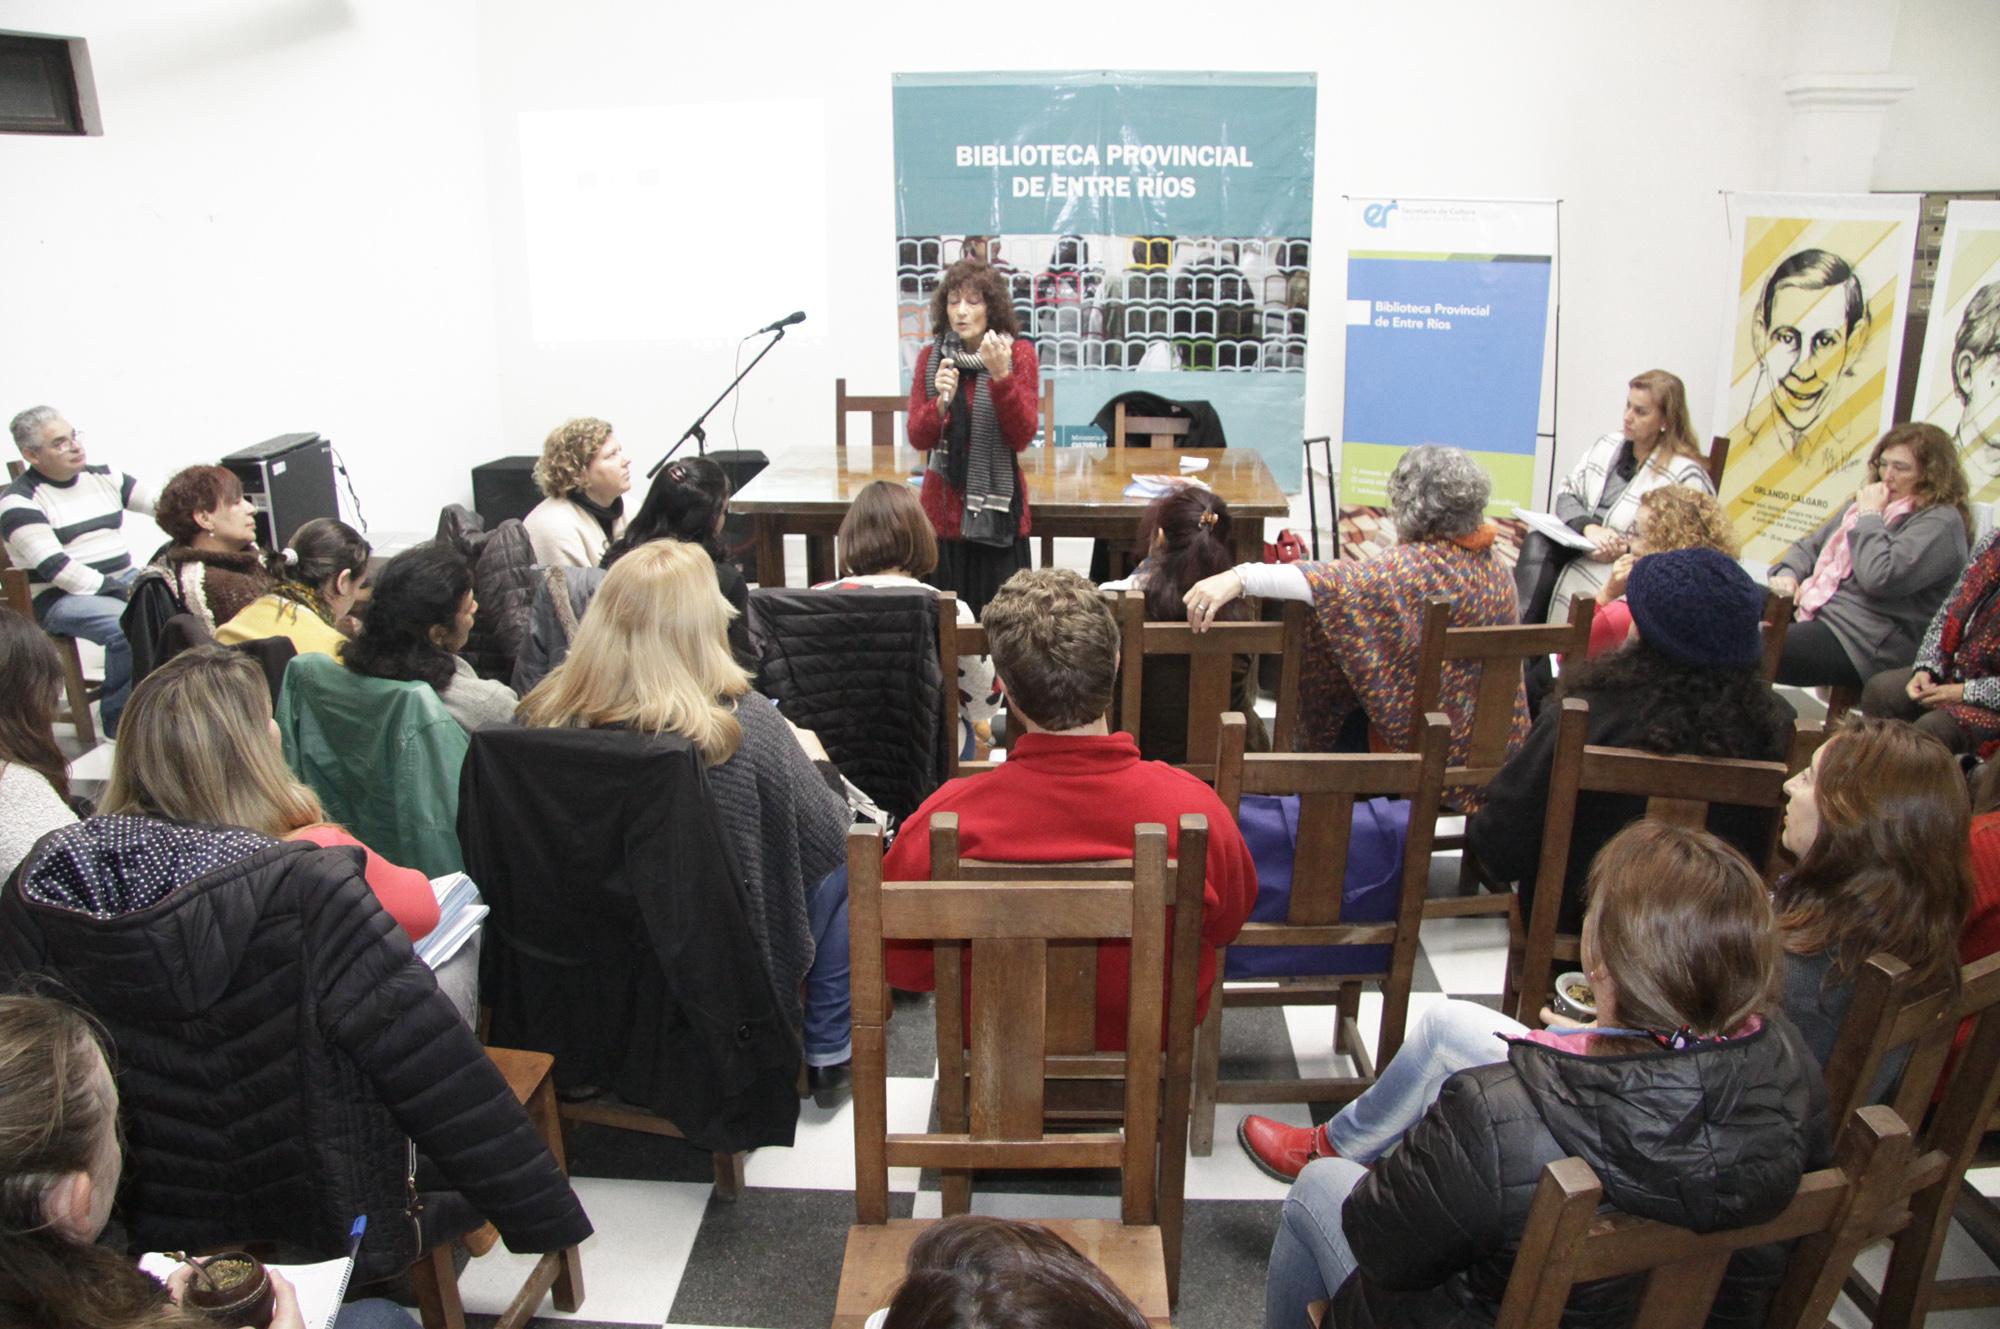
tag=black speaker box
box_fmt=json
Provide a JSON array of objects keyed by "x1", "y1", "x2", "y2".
[
  {"x1": 472, "y1": 456, "x2": 542, "y2": 527},
  {"x1": 710, "y1": 449, "x2": 768, "y2": 581},
  {"x1": 222, "y1": 433, "x2": 339, "y2": 552}
]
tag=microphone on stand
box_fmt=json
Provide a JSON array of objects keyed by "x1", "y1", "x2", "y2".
[{"x1": 755, "y1": 310, "x2": 807, "y2": 335}]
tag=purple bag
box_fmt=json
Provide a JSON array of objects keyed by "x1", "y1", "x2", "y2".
[{"x1": 1224, "y1": 794, "x2": 1411, "y2": 979}]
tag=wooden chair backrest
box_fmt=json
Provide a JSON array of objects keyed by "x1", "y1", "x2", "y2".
[
  {"x1": 1126, "y1": 603, "x2": 1306, "y2": 781},
  {"x1": 1413, "y1": 595, "x2": 1594, "y2": 790},
  {"x1": 1762, "y1": 590, "x2": 1795, "y2": 683},
  {"x1": 1493, "y1": 1106, "x2": 1918, "y2": 1329},
  {"x1": 1516, "y1": 697, "x2": 1810, "y2": 1023},
  {"x1": 1041, "y1": 378, "x2": 1056, "y2": 444},
  {"x1": 1112, "y1": 402, "x2": 1191, "y2": 448},
  {"x1": 1, "y1": 567, "x2": 30, "y2": 616},
  {"x1": 1825, "y1": 950, "x2": 2000, "y2": 1132},
  {"x1": 834, "y1": 378, "x2": 906, "y2": 449},
  {"x1": 1213, "y1": 710, "x2": 1448, "y2": 1068},
  {"x1": 846, "y1": 822, "x2": 1168, "y2": 1227},
  {"x1": 938, "y1": 589, "x2": 1143, "y2": 778},
  {"x1": 5, "y1": 461, "x2": 21, "y2": 481},
  {"x1": 1705, "y1": 435, "x2": 1731, "y2": 490}
]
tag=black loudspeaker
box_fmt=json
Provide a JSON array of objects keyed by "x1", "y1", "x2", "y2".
[
  {"x1": 222, "y1": 433, "x2": 339, "y2": 553},
  {"x1": 471, "y1": 456, "x2": 542, "y2": 526},
  {"x1": 0, "y1": 32, "x2": 101, "y2": 136},
  {"x1": 710, "y1": 449, "x2": 768, "y2": 582}
]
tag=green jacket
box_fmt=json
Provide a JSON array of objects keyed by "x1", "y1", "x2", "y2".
[{"x1": 276, "y1": 652, "x2": 469, "y2": 876}]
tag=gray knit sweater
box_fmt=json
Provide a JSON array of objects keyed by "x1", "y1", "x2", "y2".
[{"x1": 705, "y1": 693, "x2": 851, "y2": 1022}]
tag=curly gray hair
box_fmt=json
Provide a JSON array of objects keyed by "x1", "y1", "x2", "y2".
[{"x1": 1386, "y1": 444, "x2": 1492, "y2": 542}]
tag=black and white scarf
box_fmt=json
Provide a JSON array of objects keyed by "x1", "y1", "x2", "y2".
[{"x1": 924, "y1": 334, "x2": 1017, "y2": 546}]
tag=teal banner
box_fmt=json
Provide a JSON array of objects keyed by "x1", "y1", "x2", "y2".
[{"x1": 892, "y1": 71, "x2": 1316, "y2": 490}]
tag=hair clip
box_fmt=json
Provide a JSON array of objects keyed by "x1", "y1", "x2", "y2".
[
  {"x1": 1197, "y1": 511, "x2": 1219, "y2": 529},
  {"x1": 281, "y1": 547, "x2": 300, "y2": 567}
]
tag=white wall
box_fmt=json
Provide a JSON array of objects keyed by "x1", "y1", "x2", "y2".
[{"x1": 3, "y1": 0, "x2": 1994, "y2": 541}]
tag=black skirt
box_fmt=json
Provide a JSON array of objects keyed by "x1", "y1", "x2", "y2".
[{"x1": 927, "y1": 537, "x2": 1031, "y2": 618}]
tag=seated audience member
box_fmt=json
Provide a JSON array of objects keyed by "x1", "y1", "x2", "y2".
[
  {"x1": 1586, "y1": 485, "x2": 1741, "y2": 656},
  {"x1": 1768, "y1": 422, "x2": 1971, "y2": 688},
  {"x1": 514, "y1": 456, "x2": 751, "y2": 691},
  {"x1": 883, "y1": 569, "x2": 1258, "y2": 1050},
  {"x1": 1776, "y1": 716, "x2": 1972, "y2": 1072},
  {"x1": 1859, "y1": 517, "x2": 2000, "y2": 756},
  {"x1": 0, "y1": 993, "x2": 424, "y2": 1329},
  {"x1": 814, "y1": 479, "x2": 999, "y2": 757},
  {"x1": 0, "y1": 610, "x2": 78, "y2": 877},
  {"x1": 217, "y1": 517, "x2": 371, "y2": 658},
  {"x1": 524, "y1": 416, "x2": 630, "y2": 568},
  {"x1": 1257, "y1": 822, "x2": 1826, "y2": 1329},
  {"x1": 102, "y1": 646, "x2": 438, "y2": 942},
  {"x1": 881, "y1": 1216, "x2": 1150, "y2": 1329},
  {"x1": 1, "y1": 406, "x2": 155, "y2": 738},
  {"x1": 1102, "y1": 487, "x2": 1269, "y2": 761},
  {"x1": 515, "y1": 540, "x2": 855, "y2": 1098},
  {"x1": 151, "y1": 464, "x2": 272, "y2": 633},
  {"x1": 1469, "y1": 547, "x2": 1794, "y2": 935},
  {"x1": 1183, "y1": 445, "x2": 1522, "y2": 797},
  {"x1": 345, "y1": 542, "x2": 516, "y2": 732}
]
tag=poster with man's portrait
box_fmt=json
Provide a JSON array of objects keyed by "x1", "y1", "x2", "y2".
[
  {"x1": 1910, "y1": 200, "x2": 2000, "y2": 506},
  {"x1": 1712, "y1": 192, "x2": 1920, "y2": 565}
]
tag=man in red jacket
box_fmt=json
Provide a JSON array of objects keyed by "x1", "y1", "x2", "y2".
[{"x1": 883, "y1": 568, "x2": 1257, "y2": 1050}]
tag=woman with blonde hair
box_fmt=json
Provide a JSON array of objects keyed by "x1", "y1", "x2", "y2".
[
  {"x1": 103, "y1": 646, "x2": 438, "y2": 941},
  {"x1": 517, "y1": 540, "x2": 857, "y2": 1101},
  {"x1": 523, "y1": 416, "x2": 631, "y2": 568},
  {"x1": 1768, "y1": 422, "x2": 1972, "y2": 688},
  {"x1": 1585, "y1": 485, "x2": 1742, "y2": 656}
]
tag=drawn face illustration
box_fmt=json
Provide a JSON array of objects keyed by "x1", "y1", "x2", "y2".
[
  {"x1": 1759, "y1": 282, "x2": 1855, "y2": 435},
  {"x1": 1957, "y1": 349, "x2": 2000, "y2": 452}
]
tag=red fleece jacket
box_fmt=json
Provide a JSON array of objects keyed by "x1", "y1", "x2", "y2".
[
  {"x1": 882, "y1": 731, "x2": 1257, "y2": 1050},
  {"x1": 906, "y1": 338, "x2": 1041, "y2": 540}
]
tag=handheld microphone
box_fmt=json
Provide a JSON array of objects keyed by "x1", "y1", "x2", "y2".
[{"x1": 756, "y1": 310, "x2": 807, "y2": 335}]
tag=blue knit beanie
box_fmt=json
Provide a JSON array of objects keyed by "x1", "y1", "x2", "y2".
[{"x1": 1624, "y1": 546, "x2": 1763, "y2": 669}]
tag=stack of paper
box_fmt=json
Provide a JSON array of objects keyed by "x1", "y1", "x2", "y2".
[
  {"x1": 1123, "y1": 473, "x2": 1213, "y2": 500},
  {"x1": 1512, "y1": 507, "x2": 1597, "y2": 552},
  {"x1": 417, "y1": 873, "x2": 488, "y2": 969}
]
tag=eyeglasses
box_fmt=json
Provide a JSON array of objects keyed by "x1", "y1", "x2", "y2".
[{"x1": 37, "y1": 429, "x2": 83, "y2": 452}]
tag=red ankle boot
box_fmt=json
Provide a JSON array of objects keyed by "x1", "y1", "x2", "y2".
[{"x1": 1237, "y1": 1114, "x2": 1339, "y2": 1183}]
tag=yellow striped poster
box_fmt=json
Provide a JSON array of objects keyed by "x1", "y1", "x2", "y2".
[
  {"x1": 1711, "y1": 193, "x2": 1920, "y2": 565},
  {"x1": 1908, "y1": 201, "x2": 2000, "y2": 505}
]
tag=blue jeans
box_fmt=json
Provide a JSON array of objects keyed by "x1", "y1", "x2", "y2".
[
  {"x1": 334, "y1": 1299, "x2": 420, "y2": 1329},
  {"x1": 37, "y1": 581, "x2": 134, "y2": 739},
  {"x1": 1324, "y1": 999, "x2": 1524, "y2": 1161},
  {"x1": 1266, "y1": 1157, "x2": 1370, "y2": 1329},
  {"x1": 804, "y1": 865, "x2": 852, "y2": 1067}
]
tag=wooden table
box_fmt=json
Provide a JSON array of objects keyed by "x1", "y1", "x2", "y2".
[{"x1": 732, "y1": 446, "x2": 1289, "y2": 586}]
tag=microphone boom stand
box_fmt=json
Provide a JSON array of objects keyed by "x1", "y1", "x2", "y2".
[{"x1": 648, "y1": 326, "x2": 791, "y2": 479}]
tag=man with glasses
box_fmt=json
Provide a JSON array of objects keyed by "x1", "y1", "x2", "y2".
[{"x1": 2, "y1": 406, "x2": 155, "y2": 738}]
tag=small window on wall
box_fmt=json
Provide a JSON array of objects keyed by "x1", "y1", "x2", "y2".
[{"x1": 0, "y1": 32, "x2": 101, "y2": 135}]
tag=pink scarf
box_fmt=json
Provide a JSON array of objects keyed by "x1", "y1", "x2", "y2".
[{"x1": 1796, "y1": 496, "x2": 1915, "y2": 620}]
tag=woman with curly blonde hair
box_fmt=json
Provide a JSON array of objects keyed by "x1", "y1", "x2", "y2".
[
  {"x1": 524, "y1": 416, "x2": 632, "y2": 567},
  {"x1": 1586, "y1": 486, "x2": 1743, "y2": 656}
]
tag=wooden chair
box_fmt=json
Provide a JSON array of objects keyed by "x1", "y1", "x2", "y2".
[
  {"x1": 1509, "y1": 697, "x2": 1815, "y2": 1025},
  {"x1": 1762, "y1": 590, "x2": 1795, "y2": 682},
  {"x1": 834, "y1": 379, "x2": 905, "y2": 450},
  {"x1": 1821, "y1": 951, "x2": 2000, "y2": 1326},
  {"x1": 927, "y1": 811, "x2": 1210, "y2": 1303},
  {"x1": 937, "y1": 590, "x2": 1142, "y2": 778},
  {"x1": 1111, "y1": 402, "x2": 1191, "y2": 448},
  {"x1": 836, "y1": 822, "x2": 1174, "y2": 1328},
  {"x1": 1705, "y1": 434, "x2": 1731, "y2": 489},
  {"x1": 1122, "y1": 603, "x2": 1306, "y2": 781},
  {"x1": 413, "y1": 1047, "x2": 586, "y2": 1329},
  {"x1": 1412, "y1": 595, "x2": 1594, "y2": 922},
  {"x1": 1825, "y1": 685, "x2": 1862, "y2": 724},
  {"x1": 0, "y1": 563, "x2": 99, "y2": 747},
  {"x1": 1492, "y1": 1106, "x2": 1923, "y2": 1329},
  {"x1": 1188, "y1": 710, "x2": 1449, "y2": 1155}
]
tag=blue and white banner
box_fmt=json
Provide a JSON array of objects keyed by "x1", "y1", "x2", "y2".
[
  {"x1": 1339, "y1": 198, "x2": 1559, "y2": 513},
  {"x1": 891, "y1": 71, "x2": 1317, "y2": 488}
]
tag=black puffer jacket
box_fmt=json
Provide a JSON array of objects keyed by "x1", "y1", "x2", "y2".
[
  {"x1": 439, "y1": 505, "x2": 537, "y2": 682},
  {"x1": 750, "y1": 586, "x2": 949, "y2": 825},
  {"x1": 1334, "y1": 1017, "x2": 1829, "y2": 1329},
  {"x1": 0, "y1": 818, "x2": 591, "y2": 1283}
]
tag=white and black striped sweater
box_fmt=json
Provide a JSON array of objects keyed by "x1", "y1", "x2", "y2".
[{"x1": 0, "y1": 464, "x2": 154, "y2": 607}]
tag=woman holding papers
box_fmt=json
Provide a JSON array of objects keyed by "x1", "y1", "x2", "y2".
[
  {"x1": 1517, "y1": 369, "x2": 1714, "y2": 624},
  {"x1": 906, "y1": 258, "x2": 1042, "y2": 616},
  {"x1": 98, "y1": 646, "x2": 439, "y2": 942}
]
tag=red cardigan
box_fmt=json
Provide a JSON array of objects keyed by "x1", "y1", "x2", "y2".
[
  {"x1": 882, "y1": 730, "x2": 1257, "y2": 1050},
  {"x1": 906, "y1": 338, "x2": 1041, "y2": 540},
  {"x1": 288, "y1": 824, "x2": 440, "y2": 941}
]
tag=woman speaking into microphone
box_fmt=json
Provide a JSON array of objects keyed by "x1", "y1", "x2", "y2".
[{"x1": 907, "y1": 258, "x2": 1042, "y2": 615}]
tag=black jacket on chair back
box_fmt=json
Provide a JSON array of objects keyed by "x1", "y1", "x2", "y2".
[
  {"x1": 457, "y1": 725, "x2": 803, "y2": 1154},
  {"x1": 749, "y1": 586, "x2": 948, "y2": 825},
  {"x1": 0, "y1": 817, "x2": 590, "y2": 1283}
]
